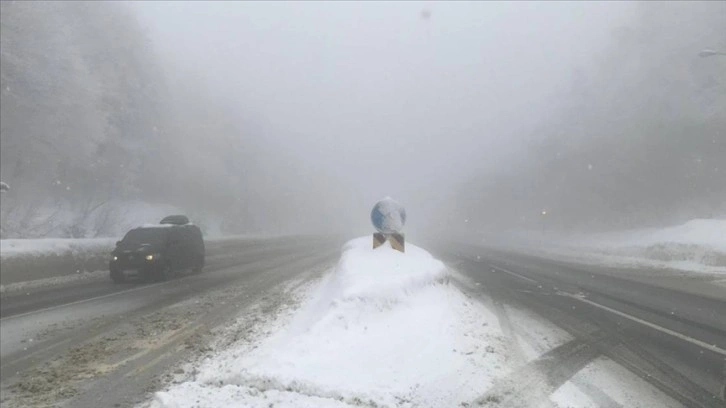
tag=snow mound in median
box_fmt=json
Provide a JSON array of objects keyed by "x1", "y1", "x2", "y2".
[
  {"x1": 310, "y1": 236, "x2": 448, "y2": 304},
  {"x1": 150, "y1": 237, "x2": 507, "y2": 408}
]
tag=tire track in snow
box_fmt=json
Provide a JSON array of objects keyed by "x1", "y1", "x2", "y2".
[
  {"x1": 511, "y1": 285, "x2": 723, "y2": 408},
  {"x1": 473, "y1": 337, "x2": 602, "y2": 407},
  {"x1": 450, "y1": 267, "x2": 528, "y2": 366},
  {"x1": 1, "y1": 240, "x2": 338, "y2": 408},
  {"x1": 449, "y1": 257, "x2": 639, "y2": 408}
]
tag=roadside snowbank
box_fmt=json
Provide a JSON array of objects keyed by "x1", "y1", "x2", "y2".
[
  {"x1": 149, "y1": 237, "x2": 508, "y2": 408},
  {"x1": 0, "y1": 234, "x2": 269, "y2": 260},
  {"x1": 492, "y1": 218, "x2": 726, "y2": 274},
  {"x1": 0, "y1": 199, "x2": 224, "y2": 239},
  {"x1": 0, "y1": 237, "x2": 116, "y2": 286},
  {"x1": 0, "y1": 237, "x2": 116, "y2": 259}
]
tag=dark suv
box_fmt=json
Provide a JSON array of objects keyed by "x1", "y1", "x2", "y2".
[{"x1": 109, "y1": 215, "x2": 205, "y2": 283}]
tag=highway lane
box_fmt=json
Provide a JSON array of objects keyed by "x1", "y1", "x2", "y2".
[
  {"x1": 435, "y1": 243, "x2": 726, "y2": 408},
  {"x1": 0, "y1": 235, "x2": 340, "y2": 408},
  {"x1": 0, "y1": 236, "x2": 314, "y2": 319},
  {"x1": 2, "y1": 236, "x2": 723, "y2": 407}
]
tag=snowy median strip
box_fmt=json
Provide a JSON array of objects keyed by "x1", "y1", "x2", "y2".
[{"x1": 148, "y1": 237, "x2": 510, "y2": 408}]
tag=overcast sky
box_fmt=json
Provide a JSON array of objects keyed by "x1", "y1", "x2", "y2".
[{"x1": 132, "y1": 2, "x2": 636, "y2": 235}]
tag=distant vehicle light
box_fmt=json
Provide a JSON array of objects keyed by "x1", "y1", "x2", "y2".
[
  {"x1": 145, "y1": 254, "x2": 154, "y2": 261},
  {"x1": 113, "y1": 256, "x2": 118, "y2": 261}
]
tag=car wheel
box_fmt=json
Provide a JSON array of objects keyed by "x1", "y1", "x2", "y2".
[
  {"x1": 156, "y1": 264, "x2": 172, "y2": 282},
  {"x1": 110, "y1": 269, "x2": 126, "y2": 283}
]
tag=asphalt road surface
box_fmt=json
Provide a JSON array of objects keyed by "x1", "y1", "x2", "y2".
[
  {"x1": 0, "y1": 236, "x2": 340, "y2": 408},
  {"x1": 433, "y1": 242, "x2": 726, "y2": 408},
  {"x1": 1, "y1": 236, "x2": 724, "y2": 408}
]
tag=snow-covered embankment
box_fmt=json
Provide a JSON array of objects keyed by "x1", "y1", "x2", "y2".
[
  {"x1": 0, "y1": 238, "x2": 117, "y2": 290},
  {"x1": 493, "y1": 219, "x2": 726, "y2": 275},
  {"x1": 150, "y1": 237, "x2": 508, "y2": 407}
]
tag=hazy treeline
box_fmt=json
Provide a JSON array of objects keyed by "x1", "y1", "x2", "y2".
[
  {"x1": 0, "y1": 1, "x2": 259, "y2": 237},
  {"x1": 1, "y1": 1, "x2": 353, "y2": 238},
  {"x1": 1, "y1": 2, "x2": 724, "y2": 239},
  {"x1": 0, "y1": 1, "x2": 170, "y2": 198},
  {"x1": 1, "y1": 1, "x2": 163, "y2": 237},
  {"x1": 458, "y1": 2, "x2": 726, "y2": 232}
]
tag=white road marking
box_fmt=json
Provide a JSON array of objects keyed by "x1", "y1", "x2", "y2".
[
  {"x1": 562, "y1": 292, "x2": 726, "y2": 357},
  {"x1": 487, "y1": 262, "x2": 726, "y2": 356},
  {"x1": 489, "y1": 264, "x2": 539, "y2": 284},
  {"x1": 0, "y1": 282, "x2": 166, "y2": 322}
]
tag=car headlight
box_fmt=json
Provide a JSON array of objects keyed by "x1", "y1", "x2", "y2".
[
  {"x1": 145, "y1": 254, "x2": 155, "y2": 261},
  {"x1": 112, "y1": 256, "x2": 118, "y2": 261}
]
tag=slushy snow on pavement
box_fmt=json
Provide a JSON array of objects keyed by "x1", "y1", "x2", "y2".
[{"x1": 148, "y1": 237, "x2": 509, "y2": 408}]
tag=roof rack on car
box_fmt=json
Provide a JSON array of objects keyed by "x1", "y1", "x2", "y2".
[{"x1": 160, "y1": 215, "x2": 190, "y2": 225}]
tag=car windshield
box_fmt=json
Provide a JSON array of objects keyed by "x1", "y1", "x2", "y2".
[
  {"x1": 121, "y1": 228, "x2": 168, "y2": 246},
  {"x1": 0, "y1": 2, "x2": 724, "y2": 408}
]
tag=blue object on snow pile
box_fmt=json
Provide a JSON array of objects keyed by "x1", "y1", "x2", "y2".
[{"x1": 371, "y1": 197, "x2": 406, "y2": 234}]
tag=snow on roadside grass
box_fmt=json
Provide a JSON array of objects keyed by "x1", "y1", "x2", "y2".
[
  {"x1": 149, "y1": 237, "x2": 509, "y2": 408},
  {"x1": 1, "y1": 238, "x2": 116, "y2": 286},
  {"x1": 0, "y1": 238, "x2": 116, "y2": 259},
  {"x1": 0, "y1": 235, "x2": 274, "y2": 260},
  {"x1": 489, "y1": 218, "x2": 726, "y2": 275}
]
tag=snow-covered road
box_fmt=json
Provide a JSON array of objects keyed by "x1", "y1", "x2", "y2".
[
  {"x1": 144, "y1": 237, "x2": 722, "y2": 408},
  {"x1": 148, "y1": 238, "x2": 510, "y2": 407},
  {"x1": 2, "y1": 235, "x2": 722, "y2": 407},
  {"x1": 0, "y1": 237, "x2": 339, "y2": 408}
]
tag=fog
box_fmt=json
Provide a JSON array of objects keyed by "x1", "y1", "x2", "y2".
[
  {"x1": 1, "y1": 1, "x2": 724, "y2": 239},
  {"x1": 131, "y1": 1, "x2": 630, "y2": 236}
]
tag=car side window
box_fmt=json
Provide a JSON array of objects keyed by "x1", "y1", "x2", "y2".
[
  {"x1": 182, "y1": 227, "x2": 194, "y2": 248},
  {"x1": 169, "y1": 228, "x2": 183, "y2": 247}
]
